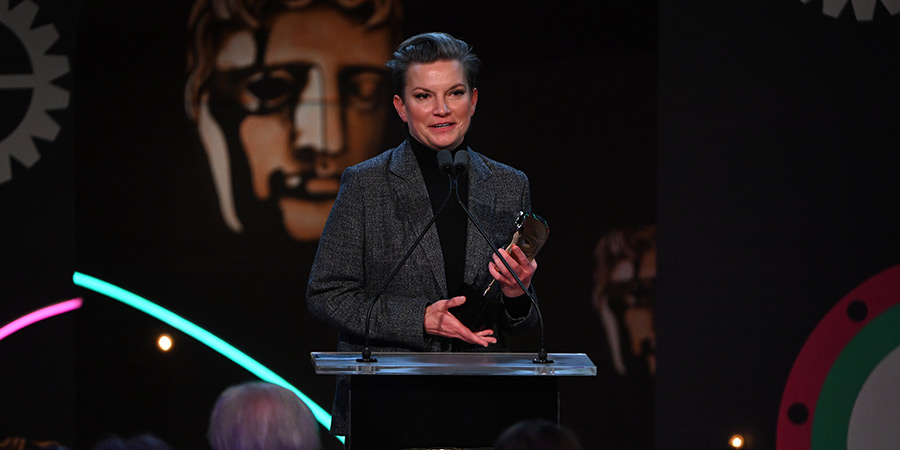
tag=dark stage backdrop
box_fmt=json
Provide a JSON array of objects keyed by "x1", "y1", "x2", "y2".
[
  {"x1": 2, "y1": 1, "x2": 656, "y2": 450},
  {"x1": 1, "y1": 0, "x2": 78, "y2": 446},
  {"x1": 658, "y1": 0, "x2": 900, "y2": 449},
  {"x1": 6, "y1": 0, "x2": 899, "y2": 450}
]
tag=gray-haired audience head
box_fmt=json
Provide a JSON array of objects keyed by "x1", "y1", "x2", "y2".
[{"x1": 208, "y1": 381, "x2": 320, "y2": 450}]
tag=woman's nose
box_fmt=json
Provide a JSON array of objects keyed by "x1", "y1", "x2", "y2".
[{"x1": 434, "y1": 97, "x2": 450, "y2": 116}]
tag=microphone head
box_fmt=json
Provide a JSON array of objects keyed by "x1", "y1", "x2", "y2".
[
  {"x1": 437, "y1": 150, "x2": 454, "y2": 176},
  {"x1": 453, "y1": 150, "x2": 470, "y2": 175}
]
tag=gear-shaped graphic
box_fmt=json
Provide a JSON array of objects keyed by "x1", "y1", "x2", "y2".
[
  {"x1": 0, "y1": 0, "x2": 70, "y2": 184},
  {"x1": 802, "y1": 0, "x2": 900, "y2": 21}
]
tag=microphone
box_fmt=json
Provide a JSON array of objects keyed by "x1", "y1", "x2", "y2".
[
  {"x1": 437, "y1": 149, "x2": 454, "y2": 176},
  {"x1": 358, "y1": 149, "x2": 454, "y2": 362},
  {"x1": 453, "y1": 149, "x2": 469, "y2": 176},
  {"x1": 448, "y1": 151, "x2": 552, "y2": 364}
]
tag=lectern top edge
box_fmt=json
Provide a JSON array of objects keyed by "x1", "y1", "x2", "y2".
[{"x1": 310, "y1": 351, "x2": 597, "y2": 376}]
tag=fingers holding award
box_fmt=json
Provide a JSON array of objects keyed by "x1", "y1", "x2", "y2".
[{"x1": 485, "y1": 211, "x2": 549, "y2": 296}]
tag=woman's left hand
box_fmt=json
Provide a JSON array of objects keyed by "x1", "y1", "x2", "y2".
[{"x1": 488, "y1": 244, "x2": 537, "y2": 298}]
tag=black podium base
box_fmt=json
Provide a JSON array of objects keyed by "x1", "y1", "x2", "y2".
[{"x1": 349, "y1": 375, "x2": 559, "y2": 449}]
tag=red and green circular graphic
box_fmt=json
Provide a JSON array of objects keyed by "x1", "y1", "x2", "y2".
[{"x1": 777, "y1": 264, "x2": 900, "y2": 449}]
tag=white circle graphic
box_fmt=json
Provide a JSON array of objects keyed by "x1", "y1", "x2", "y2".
[{"x1": 848, "y1": 345, "x2": 900, "y2": 449}]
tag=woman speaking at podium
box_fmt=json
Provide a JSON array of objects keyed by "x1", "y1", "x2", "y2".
[{"x1": 307, "y1": 31, "x2": 539, "y2": 438}]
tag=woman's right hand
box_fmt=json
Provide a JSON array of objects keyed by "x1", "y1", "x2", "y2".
[{"x1": 424, "y1": 296, "x2": 497, "y2": 347}]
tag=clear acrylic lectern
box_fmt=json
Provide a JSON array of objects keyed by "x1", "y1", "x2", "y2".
[{"x1": 311, "y1": 352, "x2": 596, "y2": 449}]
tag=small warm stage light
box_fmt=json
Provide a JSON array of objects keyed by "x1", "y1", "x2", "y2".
[
  {"x1": 729, "y1": 434, "x2": 745, "y2": 448},
  {"x1": 157, "y1": 334, "x2": 173, "y2": 351}
]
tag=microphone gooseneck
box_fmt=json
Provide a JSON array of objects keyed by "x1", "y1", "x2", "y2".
[
  {"x1": 359, "y1": 150, "x2": 455, "y2": 362},
  {"x1": 449, "y1": 151, "x2": 552, "y2": 364}
]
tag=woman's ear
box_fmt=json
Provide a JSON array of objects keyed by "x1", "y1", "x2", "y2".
[{"x1": 393, "y1": 94, "x2": 408, "y2": 122}]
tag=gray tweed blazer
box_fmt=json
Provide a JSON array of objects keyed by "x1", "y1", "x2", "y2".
[{"x1": 306, "y1": 140, "x2": 539, "y2": 434}]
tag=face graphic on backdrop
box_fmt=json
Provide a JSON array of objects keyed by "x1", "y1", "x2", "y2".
[
  {"x1": 592, "y1": 225, "x2": 657, "y2": 377},
  {"x1": 187, "y1": 1, "x2": 401, "y2": 241}
]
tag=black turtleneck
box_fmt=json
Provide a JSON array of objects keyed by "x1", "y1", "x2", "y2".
[{"x1": 409, "y1": 137, "x2": 469, "y2": 298}]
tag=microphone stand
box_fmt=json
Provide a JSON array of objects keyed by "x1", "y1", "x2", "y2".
[
  {"x1": 358, "y1": 150, "x2": 456, "y2": 362},
  {"x1": 450, "y1": 152, "x2": 553, "y2": 364}
]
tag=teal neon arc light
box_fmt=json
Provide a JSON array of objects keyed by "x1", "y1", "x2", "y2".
[{"x1": 72, "y1": 271, "x2": 343, "y2": 444}]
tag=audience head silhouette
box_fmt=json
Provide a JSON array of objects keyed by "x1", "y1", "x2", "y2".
[
  {"x1": 493, "y1": 419, "x2": 583, "y2": 450},
  {"x1": 90, "y1": 433, "x2": 173, "y2": 450},
  {"x1": 207, "y1": 381, "x2": 320, "y2": 450}
]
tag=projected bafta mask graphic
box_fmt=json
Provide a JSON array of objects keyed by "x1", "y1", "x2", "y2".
[
  {"x1": 592, "y1": 225, "x2": 657, "y2": 377},
  {"x1": 186, "y1": 0, "x2": 402, "y2": 241}
]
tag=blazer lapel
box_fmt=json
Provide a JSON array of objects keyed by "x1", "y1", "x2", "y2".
[
  {"x1": 389, "y1": 141, "x2": 448, "y2": 297},
  {"x1": 463, "y1": 149, "x2": 498, "y2": 288}
]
